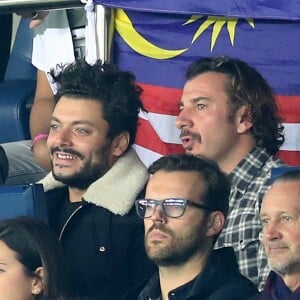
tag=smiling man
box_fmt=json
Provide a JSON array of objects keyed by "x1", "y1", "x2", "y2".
[
  {"x1": 175, "y1": 56, "x2": 286, "y2": 290},
  {"x1": 39, "y1": 60, "x2": 155, "y2": 299},
  {"x1": 123, "y1": 154, "x2": 258, "y2": 300}
]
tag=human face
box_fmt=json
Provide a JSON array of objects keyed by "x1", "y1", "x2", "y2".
[
  {"x1": 0, "y1": 240, "x2": 36, "y2": 300},
  {"x1": 261, "y1": 180, "x2": 300, "y2": 276},
  {"x1": 176, "y1": 72, "x2": 241, "y2": 169},
  {"x1": 144, "y1": 170, "x2": 211, "y2": 267},
  {"x1": 48, "y1": 97, "x2": 115, "y2": 189}
]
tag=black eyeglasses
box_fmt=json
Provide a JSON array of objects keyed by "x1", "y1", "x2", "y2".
[{"x1": 135, "y1": 198, "x2": 211, "y2": 219}]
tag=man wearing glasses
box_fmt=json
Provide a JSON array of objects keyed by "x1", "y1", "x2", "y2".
[{"x1": 123, "y1": 153, "x2": 258, "y2": 300}]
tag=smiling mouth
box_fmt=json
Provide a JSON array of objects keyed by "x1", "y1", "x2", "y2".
[
  {"x1": 52, "y1": 152, "x2": 81, "y2": 167},
  {"x1": 56, "y1": 152, "x2": 77, "y2": 160}
]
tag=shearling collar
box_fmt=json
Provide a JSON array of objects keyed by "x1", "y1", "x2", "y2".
[{"x1": 39, "y1": 149, "x2": 149, "y2": 216}]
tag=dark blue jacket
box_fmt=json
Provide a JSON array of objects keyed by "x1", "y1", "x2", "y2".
[
  {"x1": 123, "y1": 247, "x2": 258, "y2": 300},
  {"x1": 42, "y1": 150, "x2": 156, "y2": 300}
]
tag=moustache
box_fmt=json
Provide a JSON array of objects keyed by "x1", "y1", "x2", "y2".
[
  {"x1": 147, "y1": 223, "x2": 173, "y2": 237},
  {"x1": 50, "y1": 147, "x2": 84, "y2": 160},
  {"x1": 267, "y1": 241, "x2": 289, "y2": 250},
  {"x1": 180, "y1": 130, "x2": 201, "y2": 141}
]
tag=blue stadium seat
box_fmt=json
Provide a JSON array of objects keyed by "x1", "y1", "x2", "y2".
[
  {"x1": 271, "y1": 166, "x2": 300, "y2": 181},
  {"x1": 0, "y1": 184, "x2": 48, "y2": 222},
  {"x1": 0, "y1": 18, "x2": 36, "y2": 143}
]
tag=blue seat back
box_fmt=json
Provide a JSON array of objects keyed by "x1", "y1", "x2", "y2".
[
  {"x1": 0, "y1": 18, "x2": 36, "y2": 143},
  {"x1": 0, "y1": 184, "x2": 48, "y2": 222},
  {"x1": 5, "y1": 18, "x2": 36, "y2": 81}
]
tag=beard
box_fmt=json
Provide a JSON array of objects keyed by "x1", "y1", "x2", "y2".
[
  {"x1": 51, "y1": 143, "x2": 111, "y2": 190},
  {"x1": 145, "y1": 221, "x2": 208, "y2": 267},
  {"x1": 268, "y1": 248, "x2": 300, "y2": 276}
]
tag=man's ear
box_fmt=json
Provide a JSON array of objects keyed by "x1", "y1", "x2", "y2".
[
  {"x1": 31, "y1": 267, "x2": 44, "y2": 296},
  {"x1": 235, "y1": 105, "x2": 253, "y2": 134},
  {"x1": 206, "y1": 211, "x2": 225, "y2": 237},
  {"x1": 111, "y1": 132, "x2": 130, "y2": 157}
]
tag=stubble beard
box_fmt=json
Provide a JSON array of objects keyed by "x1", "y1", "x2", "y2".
[
  {"x1": 52, "y1": 144, "x2": 111, "y2": 190},
  {"x1": 145, "y1": 222, "x2": 208, "y2": 267},
  {"x1": 268, "y1": 250, "x2": 300, "y2": 276}
]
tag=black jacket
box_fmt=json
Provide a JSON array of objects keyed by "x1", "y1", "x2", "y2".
[
  {"x1": 41, "y1": 150, "x2": 156, "y2": 300},
  {"x1": 123, "y1": 247, "x2": 258, "y2": 300}
]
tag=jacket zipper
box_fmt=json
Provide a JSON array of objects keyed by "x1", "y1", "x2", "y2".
[{"x1": 59, "y1": 204, "x2": 83, "y2": 241}]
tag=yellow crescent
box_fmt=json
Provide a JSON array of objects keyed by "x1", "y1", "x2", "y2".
[{"x1": 115, "y1": 9, "x2": 187, "y2": 60}]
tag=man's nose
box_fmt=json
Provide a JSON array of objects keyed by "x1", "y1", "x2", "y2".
[
  {"x1": 263, "y1": 221, "x2": 282, "y2": 241},
  {"x1": 175, "y1": 108, "x2": 193, "y2": 129},
  {"x1": 151, "y1": 204, "x2": 167, "y2": 224},
  {"x1": 50, "y1": 127, "x2": 73, "y2": 147}
]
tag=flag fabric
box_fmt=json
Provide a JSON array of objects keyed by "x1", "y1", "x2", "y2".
[
  {"x1": 96, "y1": 0, "x2": 300, "y2": 21},
  {"x1": 95, "y1": 1, "x2": 300, "y2": 166}
]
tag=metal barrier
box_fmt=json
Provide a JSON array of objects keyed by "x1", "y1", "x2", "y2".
[{"x1": 0, "y1": 0, "x2": 82, "y2": 13}]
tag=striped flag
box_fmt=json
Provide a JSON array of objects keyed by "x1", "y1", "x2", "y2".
[{"x1": 95, "y1": 1, "x2": 300, "y2": 166}]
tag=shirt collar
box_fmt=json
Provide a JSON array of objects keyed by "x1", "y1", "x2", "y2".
[{"x1": 229, "y1": 146, "x2": 270, "y2": 191}]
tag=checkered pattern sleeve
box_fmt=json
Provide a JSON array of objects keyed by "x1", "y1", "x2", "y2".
[{"x1": 214, "y1": 147, "x2": 286, "y2": 291}]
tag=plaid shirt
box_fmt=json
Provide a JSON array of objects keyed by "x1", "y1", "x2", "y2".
[{"x1": 214, "y1": 146, "x2": 285, "y2": 291}]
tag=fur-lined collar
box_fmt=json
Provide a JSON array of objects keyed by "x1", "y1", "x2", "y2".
[{"x1": 39, "y1": 149, "x2": 149, "y2": 216}]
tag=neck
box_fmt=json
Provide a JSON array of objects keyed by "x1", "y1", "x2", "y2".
[
  {"x1": 159, "y1": 252, "x2": 209, "y2": 300},
  {"x1": 281, "y1": 272, "x2": 300, "y2": 292},
  {"x1": 218, "y1": 136, "x2": 255, "y2": 174},
  {"x1": 69, "y1": 187, "x2": 86, "y2": 202}
]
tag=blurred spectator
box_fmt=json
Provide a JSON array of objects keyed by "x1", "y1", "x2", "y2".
[
  {"x1": 3, "y1": 8, "x2": 86, "y2": 184},
  {"x1": 249, "y1": 169, "x2": 300, "y2": 299},
  {"x1": 0, "y1": 216, "x2": 69, "y2": 299}
]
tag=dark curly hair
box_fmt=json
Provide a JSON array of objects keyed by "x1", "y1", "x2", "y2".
[
  {"x1": 50, "y1": 59, "x2": 144, "y2": 149},
  {"x1": 186, "y1": 56, "x2": 284, "y2": 155}
]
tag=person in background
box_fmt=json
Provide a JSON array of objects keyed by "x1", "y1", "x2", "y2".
[
  {"x1": 40, "y1": 59, "x2": 155, "y2": 299},
  {"x1": 0, "y1": 146, "x2": 8, "y2": 184},
  {"x1": 249, "y1": 169, "x2": 300, "y2": 299},
  {"x1": 3, "y1": 8, "x2": 86, "y2": 184},
  {"x1": 0, "y1": 216, "x2": 69, "y2": 300},
  {"x1": 30, "y1": 8, "x2": 86, "y2": 171},
  {"x1": 124, "y1": 153, "x2": 258, "y2": 300},
  {"x1": 176, "y1": 56, "x2": 286, "y2": 290}
]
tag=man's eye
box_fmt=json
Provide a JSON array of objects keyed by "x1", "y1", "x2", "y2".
[
  {"x1": 196, "y1": 103, "x2": 207, "y2": 110},
  {"x1": 282, "y1": 215, "x2": 293, "y2": 222},
  {"x1": 75, "y1": 128, "x2": 89, "y2": 134},
  {"x1": 50, "y1": 124, "x2": 59, "y2": 130},
  {"x1": 261, "y1": 218, "x2": 269, "y2": 225}
]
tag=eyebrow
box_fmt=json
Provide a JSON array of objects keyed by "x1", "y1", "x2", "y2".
[
  {"x1": 260, "y1": 210, "x2": 295, "y2": 218},
  {"x1": 259, "y1": 213, "x2": 268, "y2": 218},
  {"x1": 179, "y1": 96, "x2": 209, "y2": 107},
  {"x1": 51, "y1": 116, "x2": 95, "y2": 127}
]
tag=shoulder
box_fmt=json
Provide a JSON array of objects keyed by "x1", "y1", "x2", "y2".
[
  {"x1": 243, "y1": 293, "x2": 262, "y2": 300},
  {"x1": 90, "y1": 204, "x2": 143, "y2": 230},
  {"x1": 45, "y1": 186, "x2": 68, "y2": 200},
  {"x1": 207, "y1": 279, "x2": 258, "y2": 300}
]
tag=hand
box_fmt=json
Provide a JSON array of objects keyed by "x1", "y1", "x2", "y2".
[
  {"x1": 29, "y1": 11, "x2": 49, "y2": 28},
  {"x1": 15, "y1": 11, "x2": 49, "y2": 29}
]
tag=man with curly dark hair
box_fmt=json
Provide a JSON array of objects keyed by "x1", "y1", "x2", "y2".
[
  {"x1": 39, "y1": 59, "x2": 155, "y2": 299},
  {"x1": 175, "y1": 56, "x2": 286, "y2": 291}
]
